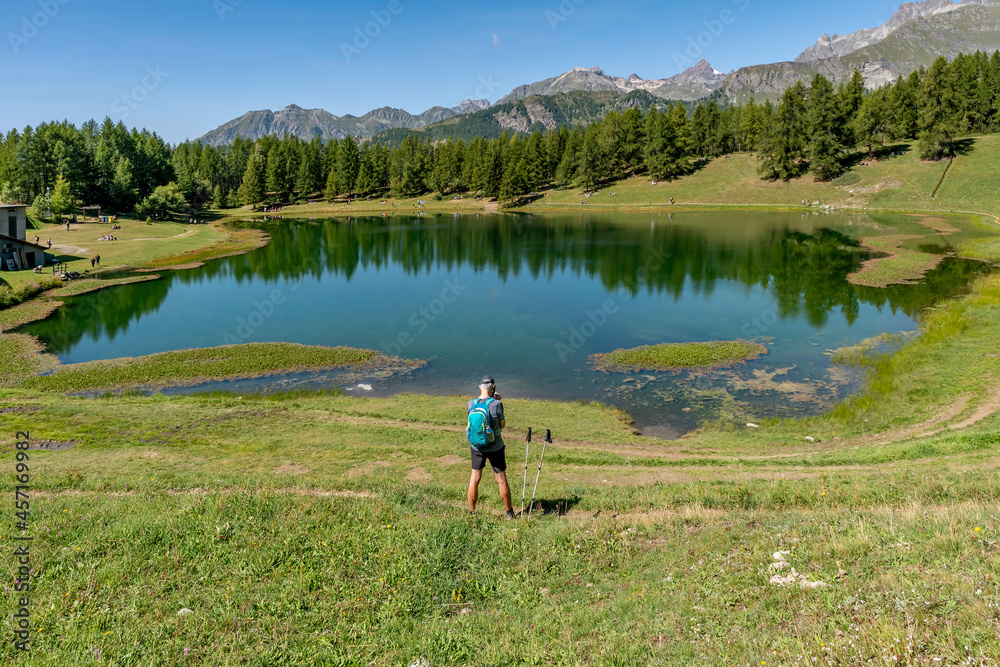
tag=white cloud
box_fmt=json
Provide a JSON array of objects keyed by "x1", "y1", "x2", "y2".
[{"x1": 491, "y1": 32, "x2": 501, "y2": 47}]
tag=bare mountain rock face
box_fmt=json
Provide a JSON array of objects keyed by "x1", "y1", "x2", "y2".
[
  {"x1": 494, "y1": 101, "x2": 559, "y2": 133},
  {"x1": 452, "y1": 99, "x2": 490, "y2": 114}
]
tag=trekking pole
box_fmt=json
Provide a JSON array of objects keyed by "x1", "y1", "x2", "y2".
[
  {"x1": 521, "y1": 427, "x2": 531, "y2": 519},
  {"x1": 527, "y1": 429, "x2": 552, "y2": 519}
]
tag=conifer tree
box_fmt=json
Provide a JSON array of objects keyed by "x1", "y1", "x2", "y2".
[
  {"x1": 337, "y1": 136, "x2": 360, "y2": 195},
  {"x1": 323, "y1": 166, "x2": 339, "y2": 201},
  {"x1": 891, "y1": 70, "x2": 922, "y2": 140},
  {"x1": 580, "y1": 124, "x2": 607, "y2": 189},
  {"x1": 265, "y1": 144, "x2": 290, "y2": 202},
  {"x1": 852, "y1": 87, "x2": 893, "y2": 159},
  {"x1": 237, "y1": 145, "x2": 266, "y2": 207},
  {"x1": 919, "y1": 56, "x2": 959, "y2": 159},
  {"x1": 759, "y1": 83, "x2": 807, "y2": 180},
  {"x1": 499, "y1": 158, "x2": 530, "y2": 204},
  {"x1": 49, "y1": 174, "x2": 74, "y2": 218},
  {"x1": 807, "y1": 74, "x2": 844, "y2": 180},
  {"x1": 738, "y1": 98, "x2": 766, "y2": 152}
]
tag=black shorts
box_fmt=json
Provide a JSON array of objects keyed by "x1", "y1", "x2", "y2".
[{"x1": 471, "y1": 446, "x2": 507, "y2": 473}]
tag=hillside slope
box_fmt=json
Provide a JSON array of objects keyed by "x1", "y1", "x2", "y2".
[{"x1": 519, "y1": 135, "x2": 1000, "y2": 217}]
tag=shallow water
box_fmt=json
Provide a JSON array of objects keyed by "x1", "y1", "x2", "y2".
[{"x1": 23, "y1": 211, "x2": 989, "y2": 437}]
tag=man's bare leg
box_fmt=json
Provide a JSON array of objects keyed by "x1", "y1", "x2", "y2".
[
  {"x1": 495, "y1": 471, "x2": 514, "y2": 512},
  {"x1": 468, "y1": 469, "x2": 483, "y2": 512}
]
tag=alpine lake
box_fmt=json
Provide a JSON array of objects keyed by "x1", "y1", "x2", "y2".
[{"x1": 19, "y1": 211, "x2": 994, "y2": 439}]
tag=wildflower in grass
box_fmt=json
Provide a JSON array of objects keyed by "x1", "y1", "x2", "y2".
[{"x1": 975, "y1": 527, "x2": 982, "y2": 533}]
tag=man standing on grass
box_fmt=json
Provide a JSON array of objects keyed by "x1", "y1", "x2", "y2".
[{"x1": 467, "y1": 376, "x2": 515, "y2": 519}]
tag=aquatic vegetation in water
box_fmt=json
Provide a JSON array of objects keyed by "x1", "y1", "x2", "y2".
[{"x1": 591, "y1": 340, "x2": 768, "y2": 372}]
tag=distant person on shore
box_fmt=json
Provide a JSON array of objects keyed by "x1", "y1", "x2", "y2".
[
  {"x1": 466, "y1": 376, "x2": 514, "y2": 519},
  {"x1": 91, "y1": 257, "x2": 96, "y2": 268},
  {"x1": 46, "y1": 238, "x2": 52, "y2": 249},
  {"x1": 95, "y1": 254, "x2": 100, "y2": 267}
]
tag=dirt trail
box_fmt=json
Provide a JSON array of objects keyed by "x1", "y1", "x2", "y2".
[
  {"x1": 132, "y1": 228, "x2": 198, "y2": 242},
  {"x1": 938, "y1": 385, "x2": 1000, "y2": 432},
  {"x1": 311, "y1": 412, "x2": 684, "y2": 459},
  {"x1": 866, "y1": 385, "x2": 1000, "y2": 442},
  {"x1": 744, "y1": 388, "x2": 996, "y2": 462},
  {"x1": 50, "y1": 244, "x2": 90, "y2": 255},
  {"x1": 315, "y1": 388, "x2": 1000, "y2": 464}
]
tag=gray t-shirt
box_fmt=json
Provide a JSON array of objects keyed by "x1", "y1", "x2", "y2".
[{"x1": 467, "y1": 397, "x2": 505, "y2": 452}]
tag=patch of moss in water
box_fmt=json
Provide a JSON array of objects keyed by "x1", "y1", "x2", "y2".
[
  {"x1": 23, "y1": 343, "x2": 418, "y2": 393},
  {"x1": 591, "y1": 340, "x2": 767, "y2": 372}
]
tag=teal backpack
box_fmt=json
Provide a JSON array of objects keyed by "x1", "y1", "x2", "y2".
[{"x1": 467, "y1": 398, "x2": 496, "y2": 449}]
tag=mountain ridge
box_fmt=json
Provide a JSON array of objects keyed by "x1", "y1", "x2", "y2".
[
  {"x1": 794, "y1": 0, "x2": 985, "y2": 62},
  {"x1": 495, "y1": 60, "x2": 728, "y2": 106},
  {"x1": 196, "y1": 99, "x2": 490, "y2": 146},
  {"x1": 196, "y1": 0, "x2": 1000, "y2": 145}
]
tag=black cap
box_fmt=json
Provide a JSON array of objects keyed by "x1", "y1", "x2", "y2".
[{"x1": 480, "y1": 376, "x2": 495, "y2": 386}]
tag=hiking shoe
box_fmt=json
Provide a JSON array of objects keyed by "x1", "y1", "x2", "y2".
[{"x1": 505, "y1": 510, "x2": 515, "y2": 520}]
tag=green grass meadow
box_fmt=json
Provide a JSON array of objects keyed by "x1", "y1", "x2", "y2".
[{"x1": 2, "y1": 387, "x2": 999, "y2": 665}]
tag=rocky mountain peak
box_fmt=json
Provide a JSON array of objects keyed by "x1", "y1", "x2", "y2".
[
  {"x1": 670, "y1": 60, "x2": 727, "y2": 85},
  {"x1": 452, "y1": 98, "x2": 491, "y2": 114},
  {"x1": 796, "y1": 0, "x2": 972, "y2": 62}
]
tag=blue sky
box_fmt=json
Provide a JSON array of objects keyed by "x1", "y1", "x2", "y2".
[{"x1": 1, "y1": 0, "x2": 914, "y2": 143}]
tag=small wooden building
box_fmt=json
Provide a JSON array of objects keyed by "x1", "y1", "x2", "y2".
[{"x1": 0, "y1": 204, "x2": 47, "y2": 271}]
